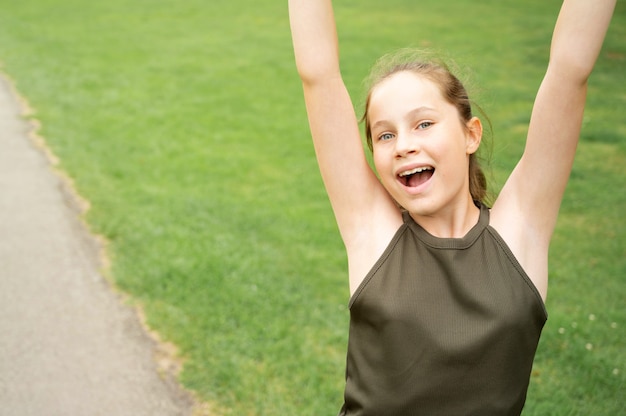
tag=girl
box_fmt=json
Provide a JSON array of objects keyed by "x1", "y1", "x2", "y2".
[{"x1": 288, "y1": 0, "x2": 616, "y2": 414}]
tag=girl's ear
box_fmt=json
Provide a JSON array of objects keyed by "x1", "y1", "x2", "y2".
[{"x1": 465, "y1": 117, "x2": 483, "y2": 155}]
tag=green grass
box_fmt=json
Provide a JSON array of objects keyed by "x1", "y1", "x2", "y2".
[{"x1": 0, "y1": 0, "x2": 624, "y2": 414}]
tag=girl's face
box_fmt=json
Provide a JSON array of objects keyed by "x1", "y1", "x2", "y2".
[{"x1": 368, "y1": 71, "x2": 481, "y2": 218}]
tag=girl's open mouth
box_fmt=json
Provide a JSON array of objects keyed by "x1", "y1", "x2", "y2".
[{"x1": 398, "y1": 166, "x2": 434, "y2": 188}]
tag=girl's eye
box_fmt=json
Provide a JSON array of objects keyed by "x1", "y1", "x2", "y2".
[
  {"x1": 417, "y1": 121, "x2": 433, "y2": 130},
  {"x1": 379, "y1": 133, "x2": 395, "y2": 141}
]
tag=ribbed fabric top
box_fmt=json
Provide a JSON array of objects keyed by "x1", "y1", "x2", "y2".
[{"x1": 339, "y1": 205, "x2": 547, "y2": 416}]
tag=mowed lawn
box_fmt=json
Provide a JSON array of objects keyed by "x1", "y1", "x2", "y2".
[{"x1": 0, "y1": 0, "x2": 624, "y2": 414}]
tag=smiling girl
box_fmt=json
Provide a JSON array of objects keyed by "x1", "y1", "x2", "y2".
[{"x1": 288, "y1": 0, "x2": 616, "y2": 414}]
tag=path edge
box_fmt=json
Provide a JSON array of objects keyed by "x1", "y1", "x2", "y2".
[{"x1": 0, "y1": 68, "x2": 217, "y2": 416}]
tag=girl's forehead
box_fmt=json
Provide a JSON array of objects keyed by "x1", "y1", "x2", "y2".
[
  {"x1": 369, "y1": 72, "x2": 447, "y2": 115},
  {"x1": 372, "y1": 72, "x2": 442, "y2": 100}
]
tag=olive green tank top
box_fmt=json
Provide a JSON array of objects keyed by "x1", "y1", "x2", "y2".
[{"x1": 339, "y1": 205, "x2": 547, "y2": 416}]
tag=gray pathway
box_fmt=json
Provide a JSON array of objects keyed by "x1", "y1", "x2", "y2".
[{"x1": 0, "y1": 73, "x2": 195, "y2": 416}]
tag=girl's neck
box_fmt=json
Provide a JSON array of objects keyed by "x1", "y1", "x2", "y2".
[{"x1": 408, "y1": 197, "x2": 481, "y2": 239}]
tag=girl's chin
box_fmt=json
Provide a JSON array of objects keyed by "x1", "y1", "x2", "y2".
[
  {"x1": 388, "y1": 184, "x2": 434, "y2": 210},
  {"x1": 392, "y1": 195, "x2": 438, "y2": 215},
  {"x1": 402, "y1": 202, "x2": 440, "y2": 217}
]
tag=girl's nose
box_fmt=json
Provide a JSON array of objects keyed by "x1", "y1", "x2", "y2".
[{"x1": 395, "y1": 132, "x2": 420, "y2": 157}]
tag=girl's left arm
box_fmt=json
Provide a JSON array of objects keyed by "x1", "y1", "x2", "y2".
[{"x1": 492, "y1": 0, "x2": 616, "y2": 298}]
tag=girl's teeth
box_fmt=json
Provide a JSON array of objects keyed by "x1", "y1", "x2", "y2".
[{"x1": 400, "y1": 167, "x2": 431, "y2": 177}]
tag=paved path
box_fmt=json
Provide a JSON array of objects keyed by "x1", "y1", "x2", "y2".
[{"x1": 0, "y1": 74, "x2": 195, "y2": 416}]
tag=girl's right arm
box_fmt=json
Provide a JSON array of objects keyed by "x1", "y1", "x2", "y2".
[{"x1": 289, "y1": 0, "x2": 400, "y2": 292}]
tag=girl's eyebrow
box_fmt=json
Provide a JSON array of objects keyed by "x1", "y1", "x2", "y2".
[
  {"x1": 405, "y1": 106, "x2": 437, "y2": 121},
  {"x1": 371, "y1": 119, "x2": 393, "y2": 131},
  {"x1": 371, "y1": 106, "x2": 437, "y2": 131}
]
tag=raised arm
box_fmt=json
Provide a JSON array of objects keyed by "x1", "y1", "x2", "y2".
[
  {"x1": 289, "y1": 0, "x2": 341, "y2": 83},
  {"x1": 289, "y1": 0, "x2": 400, "y2": 292},
  {"x1": 289, "y1": 0, "x2": 399, "y2": 239},
  {"x1": 492, "y1": 0, "x2": 616, "y2": 298}
]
